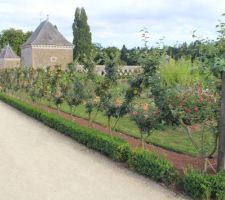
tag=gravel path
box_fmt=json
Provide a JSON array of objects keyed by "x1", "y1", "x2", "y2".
[{"x1": 0, "y1": 101, "x2": 188, "y2": 200}]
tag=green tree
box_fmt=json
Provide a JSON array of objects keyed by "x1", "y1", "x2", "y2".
[
  {"x1": 95, "y1": 51, "x2": 121, "y2": 134},
  {"x1": 65, "y1": 75, "x2": 85, "y2": 117},
  {"x1": 120, "y1": 44, "x2": 128, "y2": 65},
  {"x1": 131, "y1": 104, "x2": 160, "y2": 149},
  {"x1": 72, "y1": 7, "x2": 92, "y2": 63},
  {"x1": 0, "y1": 28, "x2": 32, "y2": 56}
]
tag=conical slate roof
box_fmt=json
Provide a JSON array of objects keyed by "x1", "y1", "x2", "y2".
[
  {"x1": 22, "y1": 20, "x2": 73, "y2": 47},
  {"x1": 0, "y1": 44, "x2": 19, "y2": 59}
]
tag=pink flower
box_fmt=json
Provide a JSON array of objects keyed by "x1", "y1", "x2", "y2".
[
  {"x1": 199, "y1": 97, "x2": 204, "y2": 102},
  {"x1": 194, "y1": 107, "x2": 198, "y2": 112}
]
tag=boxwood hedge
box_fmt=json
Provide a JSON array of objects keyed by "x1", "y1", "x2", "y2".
[{"x1": 128, "y1": 149, "x2": 178, "y2": 185}]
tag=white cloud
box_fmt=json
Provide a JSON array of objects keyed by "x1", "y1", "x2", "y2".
[{"x1": 0, "y1": 0, "x2": 224, "y2": 48}]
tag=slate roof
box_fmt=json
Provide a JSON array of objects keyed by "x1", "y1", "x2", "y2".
[
  {"x1": 0, "y1": 45, "x2": 19, "y2": 59},
  {"x1": 22, "y1": 20, "x2": 73, "y2": 47}
]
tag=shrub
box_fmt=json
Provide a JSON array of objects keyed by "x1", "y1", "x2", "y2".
[
  {"x1": 182, "y1": 169, "x2": 211, "y2": 200},
  {"x1": 0, "y1": 93, "x2": 131, "y2": 162},
  {"x1": 210, "y1": 171, "x2": 225, "y2": 200},
  {"x1": 128, "y1": 149, "x2": 177, "y2": 185},
  {"x1": 182, "y1": 169, "x2": 225, "y2": 200}
]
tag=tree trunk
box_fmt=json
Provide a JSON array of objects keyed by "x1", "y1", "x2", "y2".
[
  {"x1": 88, "y1": 112, "x2": 91, "y2": 124},
  {"x1": 217, "y1": 71, "x2": 225, "y2": 171},
  {"x1": 141, "y1": 132, "x2": 145, "y2": 149},
  {"x1": 70, "y1": 106, "x2": 73, "y2": 120},
  {"x1": 57, "y1": 104, "x2": 60, "y2": 114},
  {"x1": 112, "y1": 117, "x2": 120, "y2": 131},
  {"x1": 204, "y1": 158, "x2": 208, "y2": 172},
  {"x1": 108, "y1": 116, "x2": 111, "y2": 135}
]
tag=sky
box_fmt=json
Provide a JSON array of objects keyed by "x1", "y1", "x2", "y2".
[{"x1": 0, "y1": 0, "x2": 224, "y2": 48}]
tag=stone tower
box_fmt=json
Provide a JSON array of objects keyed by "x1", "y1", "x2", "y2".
[
  {"x1": 21, "y1": 20, "x2": 73, "y2": 68},
  {"x1": 0, "y1": 44, "x2": 20, "y2": 68}
]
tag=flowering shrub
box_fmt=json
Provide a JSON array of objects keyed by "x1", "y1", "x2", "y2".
[
  {"x1": 166, "y1": 84, "x2": 219, "y2": 171},
  {"x1": 167, "y1": 85, "x2": 218, "y2": 125}
]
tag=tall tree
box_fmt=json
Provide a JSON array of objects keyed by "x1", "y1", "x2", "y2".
[
  {"x1": 72, "y1": 7, "x2": 92, "y2": 63},
  {"x1": 120, "y1": 44, "x2": 128, "y2": 64},
  {"x1": 0, "y1": 28, "x2": 32, "y2": 56}
]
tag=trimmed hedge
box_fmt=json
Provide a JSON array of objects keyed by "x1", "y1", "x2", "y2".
[
  {"x1": 182, "y1": 169, "x2": 225, "y2": 200},
  {"x1": 128, "y1": 149, "x2": 178, "y2": 185},
  {"x1": 0, "y1": 93, "x2": 130, "y2": 162}
]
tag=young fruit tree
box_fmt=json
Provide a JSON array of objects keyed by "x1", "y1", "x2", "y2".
[
  {"x1": 65, "y1": 75, "x2": 85, "y2": 118},
  {"x1": 130, "y1": 103, "x2": 160, "y2": 149}
]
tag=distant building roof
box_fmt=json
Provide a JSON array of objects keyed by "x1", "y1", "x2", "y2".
[
  {"x1": 0, "y1": 44, "x2": 19, "y2": 59},
  {"x1": 22, "y1": 20, "x2": 73, "y2": 47}
]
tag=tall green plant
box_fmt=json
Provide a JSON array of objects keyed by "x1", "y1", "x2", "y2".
[
  {"x1": 72, "y1": 7, "x2": 92, "y2": 63},
  {"x1": 65, "y1": 75, "x2": 85, "y2": 117}
]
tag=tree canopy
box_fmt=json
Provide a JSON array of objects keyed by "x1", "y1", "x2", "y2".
[
  {"x1": 0, "y1": 28, "x2": 32, "y2": 56},
  {"x1": 72, "y1": 7, "x2": 92, "y2": 63}
]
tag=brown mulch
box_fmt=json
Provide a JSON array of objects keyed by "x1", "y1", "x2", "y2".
[{"x1": 16, "y1": 96, "x2": 218, "y2": 174}]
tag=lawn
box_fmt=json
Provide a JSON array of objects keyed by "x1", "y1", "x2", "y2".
[{"x1": 39, "y1": 97, "x2": 216, "y2": 157}]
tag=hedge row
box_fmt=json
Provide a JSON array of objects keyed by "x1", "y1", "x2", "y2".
[
  {"x1": 182, "y1": 169, "x2": 225, "y2": 200},
  {"x1": 1, "y1": 93, "x2": 224, "y2": 199},
  {"x1": 128, "y1": 149, "x2": 177, "y2": 184}
]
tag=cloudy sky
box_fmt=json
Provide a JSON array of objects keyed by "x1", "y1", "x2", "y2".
[{"x1": 0, "y1": 0, "x2": 224, "y2": 48}]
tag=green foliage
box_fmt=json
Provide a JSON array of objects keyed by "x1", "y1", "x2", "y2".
[
  {"x1": 155, "y1": 54, "x2": 218, "y2": 125},
  {"x1": 82, "y1": 50, "x2": 96, "y2": 77},
  {"x1": 95, "y1": 52, "x2": 124, "y2": 132},
  {"x1": 159, "y1": 58, "x2": 203, "y2": 87},
  {"x1": 182, "y1": 169, "x2": 211, "y2": 200},
  {"x1": 128, "y1": 149, "x2": 177, "y2": 184},
  {"x1": 210, "y1": 171, "x2": 225, "y2": 200},
  {"x1": 65, "y1": 75, "x2": 86, "y2": 113},
  {"x1": 0, "y1": 28, "x2": 32, "y2": 55},
  {"x1": 131, "y1": 104, "x2": 160, "y2": 133},
  {"x1": 73, "y1": 7, "x2": 92, "y2": 63},
  {"x1": 166, "y1": 85, "x2": 219, "y2": 125},
  {"x1": 104, "y1": 51, "x2": 120, "y2": 83},
  {"x1": 182, "y1": 169, "x2": 225, "y2": 200},
  {"x1": 50, "y1": 66, "x2": 65, "y2": 109},
  {"x1": 120, "y1": 44, "x2": 128, "y2": 65},
  {"x1": 130, "y1": 103, "x2": 160, "y2": 148}
]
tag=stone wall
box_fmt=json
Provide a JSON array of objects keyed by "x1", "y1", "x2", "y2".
[
  {"x1": 21, "y1": 46, "x2": 73, "y2": 68},
  {"x1": 0, "y1": 58, "x2": 20, "y2": 68},
  {"x1": 76, "y1": 64, "x2": 142, "y2": 76}
]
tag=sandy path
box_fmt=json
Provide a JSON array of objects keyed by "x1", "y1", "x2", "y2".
[{"x1": 0, "y1": 101, "x2": 188, "y2": 200}]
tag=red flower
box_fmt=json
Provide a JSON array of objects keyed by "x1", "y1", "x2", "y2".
[{"x1": 199, "y1": 97, "x2": 204, "y2": 102}]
